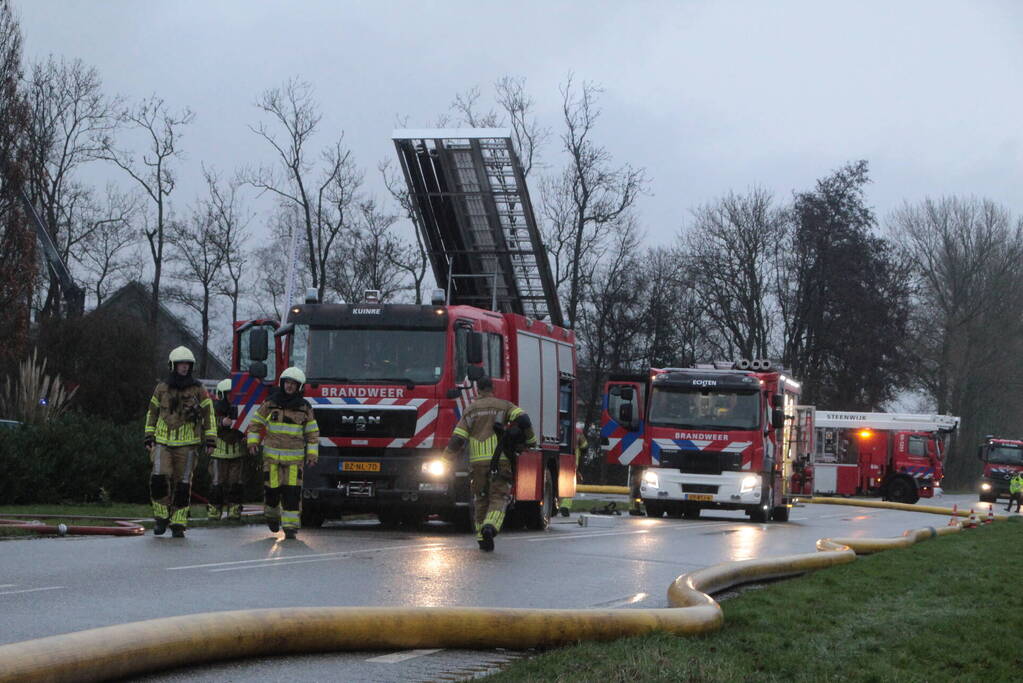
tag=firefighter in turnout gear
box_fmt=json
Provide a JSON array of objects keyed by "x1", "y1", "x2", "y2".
[
  {"x1": 144, "y1": 346, "x2": 216, "y2": 537},
  {"x1": 559, "y1": 423, "x2": 588, "y2": 516},
  {"x1": 246, "y1": 367, "x2": 319, "y2": 539},
  {"x1": 207, "y1": 378, "x2": 246, "y2": 521},
  {"x1": 1007, "y1": 472, "x2": 1023, "y2": 513},
  {"x1": 444, "y1": 376, "x2": 536, "y2": 551}
]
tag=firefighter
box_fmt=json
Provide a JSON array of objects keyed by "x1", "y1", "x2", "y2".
[
  {"x1": 559, "y1": 423, "x2": 588, "y2": 517},
  {"x1": 207, "y1": 378, "x2": 246, "y2": 521},
  {"x1": 246, "y1": 367, "x2": 319, "y2": 539},
  {"x1": 1006, "y1": 472, "x2": 1023, "y2": 513},
  {"x1": 144, "y1": 346, "x2": 216, "y2": 538},
  {"x1": 443, "y1": 376, "x2": 535, "y2": 551}
]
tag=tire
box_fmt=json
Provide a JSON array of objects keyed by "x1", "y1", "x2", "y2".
[
  {"x1": 522, "y1": 467, "x2": 554, "y2": 530},
  {"x1": 887, "y1": 477, "x2": 919, "y2": 504},
  {"x1": 682, "y1": 505, "x2": 701, "y2": 520},
  {"x1": 645, "y1": 501, "x2": 666, "y2": 518},
  {"x1": 377, "y1": 508, "x2": 401, "y2": 528},
  {"x1": 771, "y1": 504, "x2": 790, "y2": 522},
  {"x1": 749, "y1": 486, "x2": 771, "y2": 523},
  {"x1": 979, "y1": 494, "x2": 996, "y2": 504},
  {"x1": 300, "y1": 506, "x2": 325, "y2": 528}
]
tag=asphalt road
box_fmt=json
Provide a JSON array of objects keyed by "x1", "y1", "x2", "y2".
[{"x1": 0, "y1": 493, "x2": 1005, "y2": 681}]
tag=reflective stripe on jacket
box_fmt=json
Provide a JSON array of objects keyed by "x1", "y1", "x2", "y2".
[
  {"x1": 144, "y1": 382, "x2": 216, "y2": 447},
  {"x1": 450, "y1": 395, "x2": 536, "y2": 463},
  {"x1": 1011, "y1": 475, "x2": 1023, "y2": 494},
  {"x1": 246, "y1": 399, "x2": 319, "y2": 463}
]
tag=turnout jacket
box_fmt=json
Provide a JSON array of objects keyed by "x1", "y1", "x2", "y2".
[
  {"x1": 446, "y1": 394, "x2": 536, "y2": 463},
  {"x1": 246, "y1": 394, "x2": 320, "y2": 464},
  {"x1": 213, "y1": 398, "x2": 245, "y2": 459},
  {"x1": 145, "y1": 381, "x2": 216, "y2": 448}
]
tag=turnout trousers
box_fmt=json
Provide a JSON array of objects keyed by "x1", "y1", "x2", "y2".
[
  {"x1": 150, "y1": 444, "x2": 198, "y2": 528},
  {"x1": 470, "y1": 460, "x2": 513, "y2": 540},
  {"x1": 208, "y1": 457, "x2": 245, "y2": 519},
  {"x1": 264, "y1": 459, "x2": 303, "y2": 530}
]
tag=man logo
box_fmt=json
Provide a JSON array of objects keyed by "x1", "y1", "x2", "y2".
[
  {"x1": 692, "y1": 379, "x2": 717, "y2": 387},
  {"x1": 341, "y1": 414, "x2": 383, "y2": 432}
]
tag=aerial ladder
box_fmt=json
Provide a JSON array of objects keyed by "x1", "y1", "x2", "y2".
[
  {"x1": 392, "y1": 128, "x2": 563, "y2": 326},
  {"x1": 19, "y1": 189, "x2": 85, "y2": 318}
]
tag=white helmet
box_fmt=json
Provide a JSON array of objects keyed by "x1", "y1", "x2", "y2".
[
  {"x1": 168, "y1": 346, "x2": 196, "y2": 372},
  {"x1": 215, "y1": 378, "x2": 231, "y2": 400},
  {"x1": 279, "y1": 366, "x2": 306, "y2": 391}
]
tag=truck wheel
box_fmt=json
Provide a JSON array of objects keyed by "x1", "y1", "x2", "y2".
[
  {"x1": 300, "y1": 507, "x2": 326, "y2": 528},
  {"x1": 749, "y1": 487, "x2": 771, "y2": 523},
  {"x1": 771, "y1": 504, "x2": 790, "y2": 522},
  {"x1": 522, "y1": 467, "x2": 554, "y2": 530},
  {"x1": 979, "y1": 493, "x2": 996, "y2": 504},
  {"x1": 887, "y1": 477, "x2": 919, "y2": 504},
  {"x1": 682, "y1": 505, "x2": 701, "y2": 520},
  {"x1": 645, "y1": 501, "x2": 666, "y2": 518},
  {"x1": 377, "y1": 509, "x2": 400, "y2": 527}
]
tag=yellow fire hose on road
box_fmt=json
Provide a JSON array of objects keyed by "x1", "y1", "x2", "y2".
[
  {"x1": 576, "y1": 484, "x2": 631, "y2": 495},
  {"x1": 0, "y1": 499, "x2": 1004, "y2": 682}
]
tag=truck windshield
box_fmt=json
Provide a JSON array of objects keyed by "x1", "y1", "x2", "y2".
[
  {"x1": 988, "y1": 446, "x2": 1023, "y2": 466},
  {"x1": 291, "y1": 325, "x2": 446, "y2": 384},
  {"x1": 648, "y1": 387, "x2": 760, "y2": 430}
]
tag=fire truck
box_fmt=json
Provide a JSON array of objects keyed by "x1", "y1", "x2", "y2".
[
  {"x1": 797, "y1": 412, "x2": 960, "y2": 504},
  {"x1": 601, "y1": 360, "x2": 810, "y2": 522},
  {"x1": 229, "y1": 129, "x2": 578, "y2": 530},
  {"x1": 977, "y1": 436, "x2": 1023, "y2": 503}
]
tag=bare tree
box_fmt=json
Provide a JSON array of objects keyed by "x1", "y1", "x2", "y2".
[
  {"x1": 493, "y1": 76, "x2": 549, "y2": 178},
  {"x1": 98, "y1": 95, "x2": 194, "y2": 325},
  {"x1": 248, "y1": 78, "x2": 362, "y2": 301},
  {"x1": 380, "y1": 159, "x2": 430, "y2": 303},
  {"x1": 252, "y1": 203, "x2": 310, "y2": 320},
  {"x1": 685, "y1": 187, "x2": 786, "y2": 359},
  {"x1": 202, "y1": 166, "x2": 250, "y2": 324},
  {"x1": 25, "y1": 56, "x2": 116, "y2": 318},
  {"x1": 75, "y1": 185, "x2": 141, "y2": 306},
  {"x1": 450, "y1": 85, "x2": 500, "y2": 127},
  {"x1": 542, "y1": 74, "x2": 647, "y2": 328},
  {"x1": 325, "y1": 198, "x2": 407, "y2": 304},
  {"x1": 166, "y1": 208, "x2": 224, "y2": 377}
]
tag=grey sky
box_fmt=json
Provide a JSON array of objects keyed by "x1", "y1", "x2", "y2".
[{"x1": 17, "y1": 0, "x2": 1023, "y2": 248}]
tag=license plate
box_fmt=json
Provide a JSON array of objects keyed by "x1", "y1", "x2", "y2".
[
  {"x1": 341, "y1": 461, "x2": 381, "y2": 472},
  {"x1": 686, "y1": 493, "x2": 713, "y2": 502}
]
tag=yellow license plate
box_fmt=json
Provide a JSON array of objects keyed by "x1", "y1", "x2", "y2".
[
  {"x1": 686, "y1": 493, "x2": 713, "y2": 502},
  {"x1": 342, "y1": 461, "x2": 381, "y2": 472}
]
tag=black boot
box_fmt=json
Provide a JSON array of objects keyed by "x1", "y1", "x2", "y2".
[
  {"x1": 283, "y1": 528, "x2": 297, "y2": 540},
  {"x1": 153, "y1": 518, "x2": 169, "y2": 536},
  {"x1": 267, "y1": 518, "x2": 280, "y2": 533},
  {"x1": 479, "y1": 524, "x2": 496, "y2": 552},
  {"x1": 170, "y1": 525, "x2": 185, "y2": 538}
]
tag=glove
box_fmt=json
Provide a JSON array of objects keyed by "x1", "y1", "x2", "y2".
[
  {"x1": 305, "y1": 456, "x2": 318, "y2": 467},
  {"x1": 144, "y1": 436, "x2": 155, "y2": 450},
  {"x1": 206, "y1": 439, "x2": 216, "y2": 455}
]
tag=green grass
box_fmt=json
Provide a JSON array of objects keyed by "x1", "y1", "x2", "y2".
[
  {"x1": 0, "y1": 503, "x2": 267, "y2": 536},
  {"x1": 489, "y1": 521, "x2": 1023, "y2": 682}
]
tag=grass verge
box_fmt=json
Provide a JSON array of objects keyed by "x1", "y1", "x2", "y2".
[
  {"x1": 0, "y1": 503, "x2": 268, "y2": 536},
  {"x1": 488, "y1": 521, "x2": 1023, "y2": 682}
]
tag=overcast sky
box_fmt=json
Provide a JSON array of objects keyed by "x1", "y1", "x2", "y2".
[{"x1": 17, "y1": 0, "x2": 1023, "y2": 247}]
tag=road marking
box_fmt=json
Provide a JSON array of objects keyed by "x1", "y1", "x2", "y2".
[
  {"x1": 0, "y1": 584, "x2": 16, "y2": 588},
  {"x1": 524, "y1": 529, "x2": 652, "y2": 542},
  {"x1": 366, "y1": 648, "x2": 443, "y2": 663},
  {"x1": 167, "y1": 542, "x2": 447, "y2": 571},
  {"x1": 0, "y1": 586, "x2": 64, "y2": 597}
]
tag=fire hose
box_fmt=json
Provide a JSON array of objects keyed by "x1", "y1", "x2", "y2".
[
  {"x1": 0, "y1": 499, "x2": 999, "y2": 682},
  {"x1": 0, "y1": 514, "x2": 144, "y2": 537}
]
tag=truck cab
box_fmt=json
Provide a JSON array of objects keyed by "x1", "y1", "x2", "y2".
[
  {"x1": 601, "y1": 360, "x2": 806, "y2": 523},
  {"x1": 977, "y1": 437, "x2": 1023, "y2": 503}
]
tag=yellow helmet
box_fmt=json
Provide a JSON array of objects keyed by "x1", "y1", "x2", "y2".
[
  {"x1": 279, "y1": 366, "x2": 306, "y2": 390},
  {"x1": 168, "y1": 346, "x2": 196, "y2": 372},
  {"x1": 215, "y1": 378, "x2": 231, "y2": 400}
]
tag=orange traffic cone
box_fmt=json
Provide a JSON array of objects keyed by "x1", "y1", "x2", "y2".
[
  {"x1": 947, "y1": 504, "x2": 958, "y2": 526},
  {"x1": 965, "y1": 509, "x2": 978, "y2": 528},
  {"x1": 986, "y1": 508, "x2": 994, "y2": 525}
]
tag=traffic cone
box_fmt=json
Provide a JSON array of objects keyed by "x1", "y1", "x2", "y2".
[
  {"x1": 965, "y1": 509, "x2": 978, "y2": 528},
  {"x1": 947, "y1": 504, "x2": 958, "y2": 526},
  {"x1": 986, "y1": 508, "x2": 994, "y2": 525}
]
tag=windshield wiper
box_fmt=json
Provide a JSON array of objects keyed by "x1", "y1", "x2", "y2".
[{"x1": 310, "y1": 377, "x2": 351, "y2": 383}]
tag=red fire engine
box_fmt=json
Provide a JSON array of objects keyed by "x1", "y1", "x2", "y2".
[
  {"x1": 796, "y1": 412, "x2": 959, "y2": 504},
  {"x1": 977, "y1": 436, "x2": 1023, "y2": 503},
  {"x1": 228, "y1": 129, "x2": 578, "y2": 529},
  {"x1": 601, "y1": 360, "x2": 810, "y2": 522}
]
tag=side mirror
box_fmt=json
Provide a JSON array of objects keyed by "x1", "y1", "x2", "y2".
[
  {"x1": 248, "y1": 328, "x2": 269, "y2": 362},
  {"x1": 771, "y1": 407, "x2": 785, "y2": 430},
  {"x1": 467, "y1": 365, "x2": 485, "y2": 381},
  {"x1": 467, "y1": 331, "x2": 484, "y2": 365},
  {"x1": 620, "y1": 387, "x2": 634, "y2": 401},
  {"x1": 618, "y1": 403, "x2": 634, "y2": 425},
  {"x1": 248, "y1": 361, "x2": 268, "y2": 381}
]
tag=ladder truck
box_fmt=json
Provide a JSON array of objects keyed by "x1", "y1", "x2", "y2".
[
  {"x1": 229, "y1": 129, "x2": 578, "y2": 529},
  {"x1": 798, "y1": 411, "x2": 960, "y2": 504},
  {"x1": 601, "y1": 360, "x2": 811, "y2": 523}
]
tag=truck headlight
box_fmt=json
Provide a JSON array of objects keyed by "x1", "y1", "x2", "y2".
[
  {"x1": 981, "y1": 483, "x2": 992, "y2": 491},
  {"x1": 740, "y1": 475, "x2": 760, "y2": 493},
  {"x1": 642, "y1": 470, "x2": 659, "y2": 487},
  {"x1": 422, "y1": 459, "x2": 448, "y2": 477}
]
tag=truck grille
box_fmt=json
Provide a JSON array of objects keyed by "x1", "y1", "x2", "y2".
[
  {"x1": 659, "y1": 450, "x2": 742, "y2": 475},
  {"x1": 682, "y1": 484, "x2": 719, "y2": 494},
  {"x1": 313, "y1": 407, "x2": 417, "y2": 438}
]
